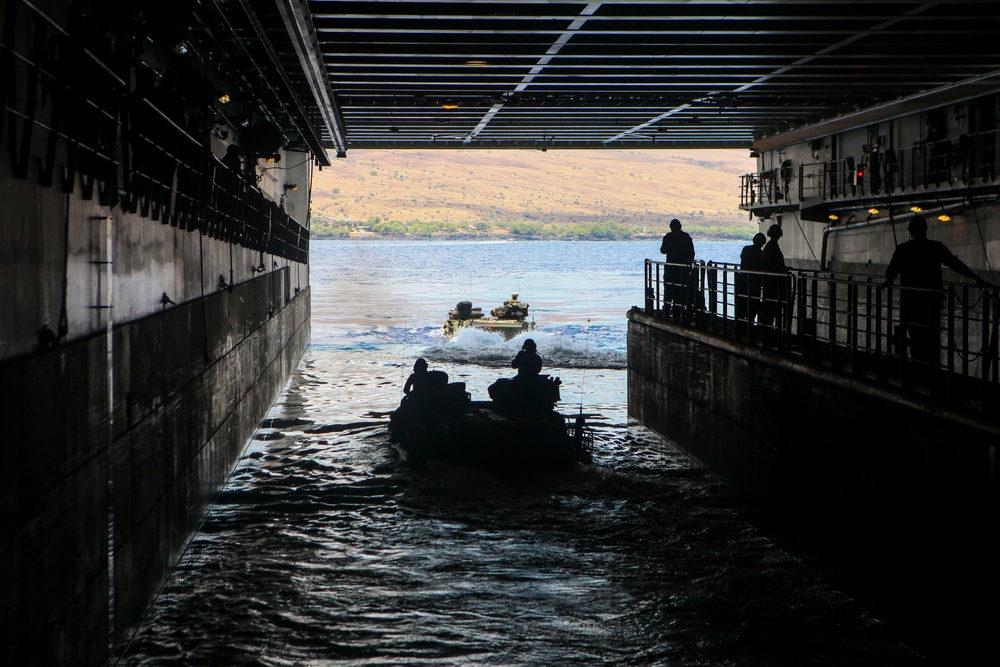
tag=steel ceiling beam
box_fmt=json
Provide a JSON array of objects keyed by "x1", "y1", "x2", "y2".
[
  {"x1": 237, "y1": 0, "x2": 1000, "y2": 151},
  {"x1": 274, "y1": 0, "x2": 348, "y2": 159}
]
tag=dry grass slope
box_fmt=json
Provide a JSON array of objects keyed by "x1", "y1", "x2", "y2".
[{"x1": 310, "y1": 149, "x2": 756, "y2": 239}]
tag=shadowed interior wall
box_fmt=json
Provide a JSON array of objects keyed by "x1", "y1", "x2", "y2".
[
  {"x1": 0, "y1": 279, "x2": 309, "y2": 666},
  {"x1": 110, "y1": 277, "x2": 310, "y2": 640},
  {"x1": 627, "y1": 309, "x2": 995, "y2": 531},
  {"x1": 0, "y1": 336, "x2": 110, "y2": 666},
  {"x1": 626, "y1": 308, "x2": 996, "y2": 648},
  {"x1": 0, "y1": 137, "x2": 311, "y2": 665},
  {"x1": 0, "y1": 1, "x2": 315, "y2": 656}
]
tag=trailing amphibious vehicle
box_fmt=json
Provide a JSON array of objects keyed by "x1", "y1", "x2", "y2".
[{"x1": 388, "y1": 371, "x2": 592, "y2": 473}]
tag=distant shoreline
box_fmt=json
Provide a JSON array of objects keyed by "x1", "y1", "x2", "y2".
[{"x1": 309, "y1": 231, "x2": 753, "y2": 242}]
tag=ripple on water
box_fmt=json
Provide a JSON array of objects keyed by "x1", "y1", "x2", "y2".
[{"x1": 121, "y1": 415, "x2": 920, "y2": 666}]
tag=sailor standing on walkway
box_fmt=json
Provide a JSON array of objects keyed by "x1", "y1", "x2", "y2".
[
  {"x1": 883, "y1": 215, "x2": 992, "y2": 364},
  {"x1": 736, "y1": 232, "x2": 766, "y2": 322},
  {"x1": 659, "y1": 218, "x2": 696, "y2": 312},
  {"x1": 759, "y1": 224, "x2": 788, "y2": 327}
]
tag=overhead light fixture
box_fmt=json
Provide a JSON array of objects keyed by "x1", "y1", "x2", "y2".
[
  {"x1": 910, "y1": 205, "x2": 923, "y2": 212},
  {"x1": 868, "y1": 208, "x2": 880, "y2": 215},
  {"x1": 440, "y1": 100, "x2": 460, "y2": 109},
  {"x1": 938, "y1": 214, "x2": 952, "y2": 222},
  {"x1": 218, "y1": 94, "x2": 231, "y2": 104},
  {"x1": 828, "y1": 214, "x2": 840, "y2": 221},
  {"x1": 464, "y1": 59, "x2": 489, "y2": 66}
]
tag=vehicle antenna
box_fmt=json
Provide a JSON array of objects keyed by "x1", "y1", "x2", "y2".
[
  {"x1": 579, "y1": 318, "x2": 591, "y2": 415},
  {"x1": 399, "y1": 318, "x2": 409, "y2": 399},
  {"x1": 527, "y1": 275, "x2": 536, "y2": 324}
]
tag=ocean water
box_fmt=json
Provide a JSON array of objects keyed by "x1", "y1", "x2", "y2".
[{"x1": 117, "y1": 240, "x2": 923, "y2": 666}]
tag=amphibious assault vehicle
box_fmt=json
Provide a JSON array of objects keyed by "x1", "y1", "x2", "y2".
[{"x1": 443, "y1": 293, "x2": 536, "y2": 340}]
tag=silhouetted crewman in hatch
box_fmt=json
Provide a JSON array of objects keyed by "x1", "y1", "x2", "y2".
[
  {"x1": 489, "y1": 338, "x2": 560, "y2": 412},
  {"x1": 883, "y1": 215, "x2": 992, "y2": 364},
  {"x1": 511, "y1": 338, "x2": 542, "y2": 379},
  {"x1": 404, "y1": 358, "x2": 430, "y2": 395},
  {"x1": 404, "y1": 357, "x2": 449, "y2": 399}
]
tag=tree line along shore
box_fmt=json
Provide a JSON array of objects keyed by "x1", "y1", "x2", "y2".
[{"x1": 309, "y1": 218, "x2": 755, "y2": 241}]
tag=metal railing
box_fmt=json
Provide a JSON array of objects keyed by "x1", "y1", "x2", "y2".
[
  {"x1": 644, "y1": 259, "x2": 1000, "y2": 413},
  {"x1": 740, "y1": 128, "x2": 1000, "y2": 209}
]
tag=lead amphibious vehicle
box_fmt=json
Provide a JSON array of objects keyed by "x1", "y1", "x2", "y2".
[{"x1": 443, "y1": 293, "x2": 537, "y2": 340}]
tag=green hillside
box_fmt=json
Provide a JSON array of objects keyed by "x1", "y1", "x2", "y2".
[{"x1": 310, "y1": 149, "x2": 756, "y2": 240}]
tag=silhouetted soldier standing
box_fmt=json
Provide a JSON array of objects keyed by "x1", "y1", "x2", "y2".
[
  {"x1": 659, "y1": 218, "x2": 696, "y2": 312},
  {"x1": 736, "y1": 232, "x2": 766, "y2": 322},
  {"x1": 883, "y1": 215, "x2": 991, "y2": 364},
  {"x1": 760, "y1": 224, "x2": 788, "y2": 327}
]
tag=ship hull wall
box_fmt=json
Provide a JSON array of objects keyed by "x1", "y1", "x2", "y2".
[
  {"x1": 1, "y1": 280, "x2": 309, "y2": 667},
  {"x1": 0, "y1": 80, "x2": 311, "y2": 667},
  {"x1": 109, "y1": 279, "x2": 310, "y2": 640},
  {"x1": 627, "y1": 309, "x2": 995, "y2": 588}
]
